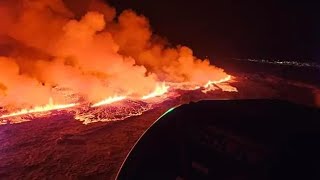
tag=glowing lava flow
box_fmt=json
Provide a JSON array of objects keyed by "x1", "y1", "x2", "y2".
[
  {"x1": 0, "y1": 76, "x2": 235, "y2": 122},
  {"x1": 202, "y1": 75, "x2": 237, "y2": 93},
  {"x1": 141, "y1": 83, "x2": 170, "y2": 100},
  {"x1": 0, "y1": 98, "x2": 78, "y2": 118},
  {"x1": 91, "y1": 96, "x2": 127, "y2": 108},
  {"x1": 204, "y1": 75, "x2": 232, "y2": 88}
]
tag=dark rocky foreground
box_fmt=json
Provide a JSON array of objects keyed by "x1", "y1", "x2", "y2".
[{"x1": 0, "y1": 74, "x2": 319, "y2": 179}]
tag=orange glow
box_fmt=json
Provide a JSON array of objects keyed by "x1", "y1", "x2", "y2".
[
  {"x1": 202, "y1": 75, "x2": 237, "y2": 93},
  {"x1": 91, "y1": 96, "x2": 127, "y2": 107},
  {"x1": 141, "y1": 83, "x2": 169, "y2": 100},
  {"x1": 0, "y1": 98, "x2": 78, "y2": 118},
  {"x1": 204, "y1": 75, "x2": 232, "y2": 88},
  {"x1": 202, "y1": 86, "x2": 219, "y2": 94},
  {"x1": 216, "y1": 84, "x2": 238, "y2": 92},
  {"x1": 0, "y1": 0, "x2": 237, "y2": 124}
]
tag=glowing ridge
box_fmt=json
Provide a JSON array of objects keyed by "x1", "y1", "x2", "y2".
[
  {"x1": 91, "y1": 96, "x2": 127, "y2": 107},
  {"x1": 141, "y1": 83, "x2": 169, "y2": 100},
  {"x1": 0, "y1": 98, "x2": 78, "y2": 118},
  {"x1": 204, "y1": 75, "x2": 232, "y2": 88}
]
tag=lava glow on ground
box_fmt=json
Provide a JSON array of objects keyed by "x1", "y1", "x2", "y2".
[{"x1": 0, "y1": 77, "x2": 236, "y2": 125}]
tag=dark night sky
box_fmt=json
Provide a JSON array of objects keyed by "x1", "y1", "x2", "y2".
[{"x1": 106, "y1": 0, "x2": 319, "y2": 62}]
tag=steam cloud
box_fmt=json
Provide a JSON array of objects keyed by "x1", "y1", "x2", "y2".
[{"x1": 0, "y1": 0, "x2": 228, "y2": 108}]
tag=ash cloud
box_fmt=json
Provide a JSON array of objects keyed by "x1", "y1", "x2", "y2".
[{"x1": 0, "y1": 0, "x2": 228, "y2": 108}]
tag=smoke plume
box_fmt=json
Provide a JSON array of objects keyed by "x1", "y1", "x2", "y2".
[{"x1": 0, "y1": 0, "x2": 229, "y2": 108}]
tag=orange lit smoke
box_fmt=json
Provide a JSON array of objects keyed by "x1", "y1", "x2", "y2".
[{"x1": 0, "y1": 0, "x2": 234, "y2": 117}]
